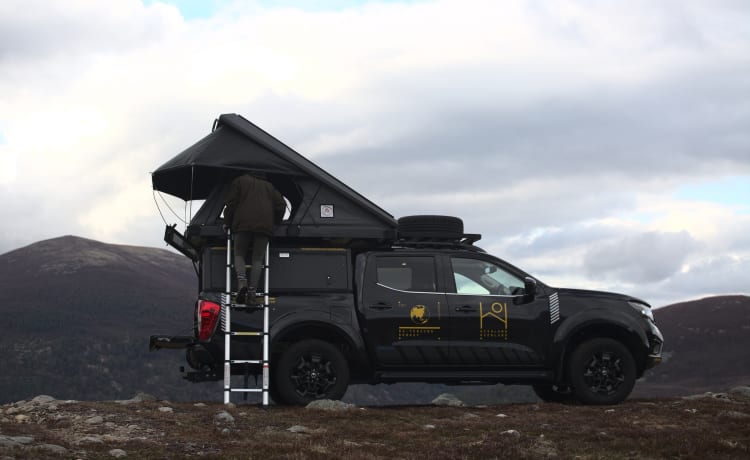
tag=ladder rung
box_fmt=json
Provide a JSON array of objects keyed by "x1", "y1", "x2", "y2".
[
  {"x1": 230, "y1": 331, "x2": 262, "y2": 336},
  {"x1": 229, "y1": 304, "x2": 265, "y2": 310},
  {"x1": 229, "y1": 388, "x2": 264, "y2": 393},
  {"x1": 229, "y1": 359, "x2": 262, "y2": 364}
]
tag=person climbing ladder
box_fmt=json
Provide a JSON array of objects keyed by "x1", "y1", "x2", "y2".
[{"x1": 223, "y1": 172, "x2": 286, "y2": 305}]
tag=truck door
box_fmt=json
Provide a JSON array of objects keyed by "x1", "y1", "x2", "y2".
[
  {"x1": 445, "y1": 255, "x2": 549, "y2": 367},
  {"x1": 360, "y1": 253, "x2": 449, "y2": 367}
]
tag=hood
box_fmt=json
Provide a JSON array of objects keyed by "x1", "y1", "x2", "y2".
[{"x1": 554, "y1": 287, "x2": 651, "y2": 307}]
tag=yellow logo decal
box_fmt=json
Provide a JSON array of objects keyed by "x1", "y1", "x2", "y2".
[
  {"x1": 398, "y1": 326, "x2": 440, "y2": 339},
  {"x1": 398, "y1": 302, "x2": 442, "y2": 340},
  {"x1": 410, "y1": 305, "x2": 430, "y2": 325},
  {"x1": 480, "y1": 301, "x2": 508, "y2": 340}
]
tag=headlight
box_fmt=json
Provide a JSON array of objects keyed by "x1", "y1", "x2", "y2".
[{"x1": 629, "y1": 301, "x2": 654, "y2": 322}]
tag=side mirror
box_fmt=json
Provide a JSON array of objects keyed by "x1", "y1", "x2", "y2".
[{"x1": 524, "y1": 277, "x2": 537, "y2": 297}]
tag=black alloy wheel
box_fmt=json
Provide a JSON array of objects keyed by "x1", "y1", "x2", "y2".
[
  {"x1": 275, "y1": 339, "x2": 350, "y2": 405},
  {"x1": 568, "y1": 338, "x2": 636, "y2": 405}
]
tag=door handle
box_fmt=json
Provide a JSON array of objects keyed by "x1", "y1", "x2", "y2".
[
  {"x1": 455, "y1": 305, "x2": 476, "y2": 313},
  {"x1": 368, "y1": 302, "x2": 392, "y2": 310}
]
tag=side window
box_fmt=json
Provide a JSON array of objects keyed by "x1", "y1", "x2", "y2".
[
  {"x1": 451, "y1": 258, "x2": 525, "y2": 295},
  {"x1": 376, "y1": 256, "x2": 437, "y2": 292}
]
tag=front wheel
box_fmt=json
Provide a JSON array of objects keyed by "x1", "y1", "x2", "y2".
[
  {"x1": 568, "y1": 338, "x2": 636, "y2": 405},
  {"x1": 274, "y1": 340, "x2": 350, "y2": 405}
]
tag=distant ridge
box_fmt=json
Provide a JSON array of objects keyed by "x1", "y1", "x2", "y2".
[
  {"x1": 634, "y1": 294, "x2": 750, "y2": 398},
  {"x1": 2, "y1": 235, "x2": 188, "y2": 275}
]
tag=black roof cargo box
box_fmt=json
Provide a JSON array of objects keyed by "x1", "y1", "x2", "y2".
[{"x1": 152, "y1": 114, "x2": 397, "y2": 244}]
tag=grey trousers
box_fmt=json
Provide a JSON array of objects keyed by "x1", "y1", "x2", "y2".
[{"x1": 233, "y1": 232, "x2": 268, "y2": 291}]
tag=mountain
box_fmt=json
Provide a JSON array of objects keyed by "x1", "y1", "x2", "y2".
[
  {"x1": 0, "y1": 236, "x2": 747, "y2": 404},
  {"x1": 633, "y1": 294, "x2": 750, "y2": 398},
  {"x1": 0, "y1": 235, "x2": 219, "y2": 403}
]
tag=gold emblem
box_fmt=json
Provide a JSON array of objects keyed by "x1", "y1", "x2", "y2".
[
  {"x1": 410, "y1": 305, "x2": 430, "y2": 325},
  {"x1": 480, "y1": 302, "x2": 508, "y2": 340}
]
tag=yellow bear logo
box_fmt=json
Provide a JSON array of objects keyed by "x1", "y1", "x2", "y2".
[{"x1": 410, "y1": 305, "x2": 430, "y2": 325}]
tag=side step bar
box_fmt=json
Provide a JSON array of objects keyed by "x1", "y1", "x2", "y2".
[{"x1": 375, "y1": 369, "x2": 553, "y2": 384}]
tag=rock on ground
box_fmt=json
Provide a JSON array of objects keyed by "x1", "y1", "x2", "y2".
[
  {"x1": 214, "y1": 410, "x2": 236, "y2": 425},
  {"x1": 729, "y1": 386, "x2": 750, "y2": 400},
  {"x1": 305, "y1": 400, "x2": 356, "y2": 411},
  {"x1": 116, "y1": 392, "x2": 158, "y2": 405},
  {"x1": 431, "y1": 393, "x2": 464, "y2": 407}
]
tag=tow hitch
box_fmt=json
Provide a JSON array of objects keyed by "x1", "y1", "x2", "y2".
[{"x1": 149, "y1": 335, "x2": 194, "y2": 351}]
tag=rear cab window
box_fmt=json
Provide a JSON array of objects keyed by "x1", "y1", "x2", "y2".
[{"x1": 375, "y1": 256, "x2": 437, "y2": 293}]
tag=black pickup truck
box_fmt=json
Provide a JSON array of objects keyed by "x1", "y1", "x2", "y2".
[{"x1": 150, "y1": 114, "x2": 663, "y2": 405}]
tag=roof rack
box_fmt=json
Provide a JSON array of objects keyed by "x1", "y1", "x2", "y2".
[{"x1": 392, "y1": 233, "x2": 484, "y2": 252}]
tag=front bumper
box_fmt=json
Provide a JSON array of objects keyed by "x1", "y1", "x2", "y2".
[{"x1": 645, "y1": 321, "x2": 664, "y2": 369}]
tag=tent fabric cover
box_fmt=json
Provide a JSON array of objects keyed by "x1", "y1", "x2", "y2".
[{"x1": 152, "y1": 114, "x2": 396, "y2": 241}]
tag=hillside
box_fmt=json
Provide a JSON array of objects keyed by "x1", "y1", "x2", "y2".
[
  {"x1": 634, "y1": 295, "x2": 750, "y2": 398},
  {"x1": 0, "y1": 236, "x2": 218, "y2": 403},
  {"x1": 0, "y1": 236, "x2": 748, "y2": 405}
]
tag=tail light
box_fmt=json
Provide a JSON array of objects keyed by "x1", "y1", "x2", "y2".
[{"x1": 197, "y1": 300, "x2": 221, "y2": 341}]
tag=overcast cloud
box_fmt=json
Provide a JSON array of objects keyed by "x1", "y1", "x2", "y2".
[{"x1": 1, "y1": 0, "x2": 748, "y2": 307}]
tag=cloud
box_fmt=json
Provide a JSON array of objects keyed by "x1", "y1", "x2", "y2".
[
  {"x1": 620, "y1": 253, "x2": 750, "y2": 308},
  {"x1": 0, "y1": 1, "x2": 181, "y2": 59},
  {"x1": 583, "y1": 231, "x2": 698, "y2": 283},
  {"x1": 0, "y1": 0, "x2": 748, "y2": 306}
]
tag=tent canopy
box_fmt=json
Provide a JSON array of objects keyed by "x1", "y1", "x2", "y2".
[{"x1": 152, "y1": 114, "x2": 397, "y2": 241}]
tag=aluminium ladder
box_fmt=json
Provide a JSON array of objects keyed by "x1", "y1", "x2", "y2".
[{"x1": 222, "y1": 229, "x2": 270, "y2": 406}]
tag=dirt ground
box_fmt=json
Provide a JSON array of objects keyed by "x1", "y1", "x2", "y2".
[{"x1": 1, "y1": 391, "x2": 749, "y2": 459}]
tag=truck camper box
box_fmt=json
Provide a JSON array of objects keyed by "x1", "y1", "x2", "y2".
[
  {"x1": 152, "y1": 114, "x2": 397, "y2": 252},
  {"x1": 200, "y1": 245, "x2": 352, "y2": 293}
]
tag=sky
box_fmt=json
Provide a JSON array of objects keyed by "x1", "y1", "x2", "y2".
[{"x1": 0, "y1": 0, "x2": 748, "y2": 307}]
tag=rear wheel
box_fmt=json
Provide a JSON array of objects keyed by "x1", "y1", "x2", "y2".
[
  {"x1": 274, "y1": 340, "x2": 350, "y2": 405},
  {"x1": 568, "y1": 338, "x2": 636, "y2": 405}
]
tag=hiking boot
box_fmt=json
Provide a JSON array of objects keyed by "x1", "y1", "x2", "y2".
[
  {"x1": 245, "y1": 287, "x2": 259, "y2": 306},
  {"x1": 236, "y1": 286, "x2": 248, "y2": 304}
]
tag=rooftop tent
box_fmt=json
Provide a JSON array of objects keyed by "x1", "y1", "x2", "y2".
[{"x1": 152, "y1": 114, "x2": 397, "y2": 242}]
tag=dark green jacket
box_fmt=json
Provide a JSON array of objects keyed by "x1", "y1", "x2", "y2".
[{"x1": 224, "y1": 174, "x2": 286, "y2": 235}]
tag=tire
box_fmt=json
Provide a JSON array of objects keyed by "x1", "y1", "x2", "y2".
[
  {"x1": 274, "y1": 339, "x2": 350, "y2": 405},
  {"x1": 269, "y1": 381, "x2": 285, "y2": 405},
  {"x1": 397, "y1": 215, "x2": 464, "y2": 240},
  {"x1": 567, "y1": 338, "x2": 636, "y2": 405},
  {"x1": 532, "y1": 384, "x2": 575, "y2": 403}
]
